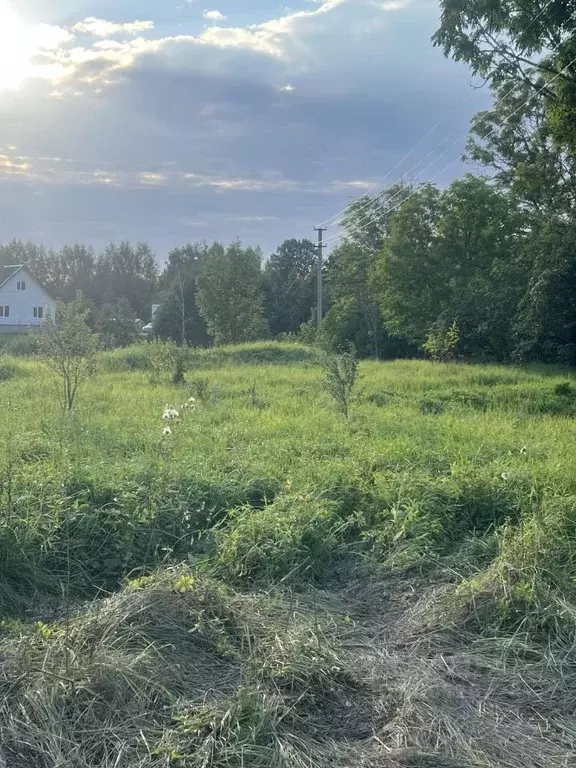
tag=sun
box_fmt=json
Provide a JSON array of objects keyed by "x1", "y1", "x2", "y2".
[
  {"x1": 0, "y1": 2, "x2": 38, "y2": 89},
  {"x1": 0, "y1": 1, "x2": 70, "y2": 91}
]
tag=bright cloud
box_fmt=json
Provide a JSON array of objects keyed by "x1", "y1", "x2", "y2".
[
  {"x1": 0, "y1": 1, "x2": 71, "y2": 90},
  {"x1": 0, "y1": 0, "x2": 394, "y2": 93},
  {"x1": 72, "y1": 17, "x2": 155, "y2": 38},
  {"x1": 203, "y1": 10, "x2": 227, "y2": 21}
]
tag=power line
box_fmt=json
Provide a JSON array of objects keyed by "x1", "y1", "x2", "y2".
[
  {"x1": 316, "y1": 0, "x2": 563, "y2": 234},
  {"x1": 323, "y1": 50, "x2": 576, "y2": 246}
]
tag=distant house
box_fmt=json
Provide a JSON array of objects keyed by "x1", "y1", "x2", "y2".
[{"x1": 0, "y1": 265, "x2": 55, "y2": 333}]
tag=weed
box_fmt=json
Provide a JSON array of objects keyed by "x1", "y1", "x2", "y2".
[
  {"x1": 189, "y1": 376, "x2": 211, "y2": 402},
  {"x1": 554, "y1": 381, "x2": 573, "y2": 396},
  {"x1": 320, "y1": 345, "x2": 358, "y2": 418}
]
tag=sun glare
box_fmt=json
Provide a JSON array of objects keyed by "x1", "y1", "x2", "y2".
[
  {"x1": 0, "y1": 1, "x2": 69, "y2": 90},
  {"x1": 0, "y1": 3, "x2": 37, "y2": 89}
]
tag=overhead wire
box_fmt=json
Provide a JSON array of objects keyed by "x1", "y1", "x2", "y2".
[
  {"x1": 316, "y1": 0, "x2": 563, "y2": 238},
  {"x1": 322, "y1": 47, "x2": 576, "y2": 246}
]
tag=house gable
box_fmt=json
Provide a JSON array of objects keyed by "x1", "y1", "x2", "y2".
[{"x1": 0, "y1": 266, "x2": 55, "y2": 328}]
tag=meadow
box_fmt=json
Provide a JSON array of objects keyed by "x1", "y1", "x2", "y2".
[{"x1": 0, "y1": 342, "x2": 575, "y2": 767}]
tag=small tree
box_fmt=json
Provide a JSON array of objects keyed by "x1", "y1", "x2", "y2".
[
  {"x1": 422, "y1": 320, "x2": 460, "y2": 362},
  {"x1": 38, "y1": 292, "x2": 100, "y2": 411},
  {"x1": 321, "y1": 344, "x2": 358, "y2": 418}
]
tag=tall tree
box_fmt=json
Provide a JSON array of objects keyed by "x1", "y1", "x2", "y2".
[
  {"x1": 373, "y1": 177, "x2": 522, "y2": 357},
  {"x1": 263, "y1": 239, "x2": 317, "y2": 336},
  {"x1": 324, "y1": 243, "x2": 384, "y2": 358},
  {"x1": 374, "y1": 184, "x2": 444, "y2": 347},
  {"x1": 96, "y1": 242, "x2": 158, "y2": 318},
  {"x1": 321, "y1": 185, "x2": 413, "y2": 358},
  {"x1": 154, "y1": 243, "x2": 211, "y2": 346},
  {"x1": 197, "y1": 241, "x2": 268, "y2": 344},
  {"x1": 434, "y1": 0, "x2": 576, "y2": 151},
  {"x1": 435, "y1": 175, "x2": 524, "y2": 358},
  {"x1": 513, "y1": 219, "x2": 576, "y2": 364}
]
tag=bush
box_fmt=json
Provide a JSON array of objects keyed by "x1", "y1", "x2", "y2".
[
  {"x1": 422, "y1": 320, "x2": 460, "y2": 362},
  {"x1": 147, "y1": 339, "x2": 179, "y2": 383},
  {"x1": 320, "y1": 345, "x2": 358, "y2": 418}
]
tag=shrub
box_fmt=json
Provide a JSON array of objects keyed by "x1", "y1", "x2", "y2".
[
  {"x1": 320, "y1": 345, "x2": 358, "y2": 418},
  {"x1": 172, "y1": 348, "x2": 187, "y2": 385},
  {"x1": 189, "y1": 376, "x2": 211, "y2": 402},
  {"x1": 422, "y1": 320, "x2": 460, "y2": 362},
  {"x1": 37, "y1": 293, "x2": 99, "y2": 410},
  {"x1": 147, "y1": 339, "x2": 179, "y2": 383}
]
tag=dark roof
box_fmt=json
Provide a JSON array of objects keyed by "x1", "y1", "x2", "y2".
[{"x1": 0, "y1": 265, "x2": 24, "y2": 289}]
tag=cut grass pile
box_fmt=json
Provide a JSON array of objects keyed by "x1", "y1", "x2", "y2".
[
  {"x1": 0, "y1": 566, "x2": 361, "y2": 767},
  {"x1": 0, "y1": 341, "x2": 575, "y2": 765}
]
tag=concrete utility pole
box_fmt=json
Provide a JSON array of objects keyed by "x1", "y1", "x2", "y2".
[{"x1": 314, "y1": 226, "x2": 327, "y2": 329}]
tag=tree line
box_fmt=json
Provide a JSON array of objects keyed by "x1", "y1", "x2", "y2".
[
  {"x1": 2, "y1": 0, "x2": 576, "y2": 364},
  {"x1": 1, "y1": 167, "x2": 574, "y2": 365}
]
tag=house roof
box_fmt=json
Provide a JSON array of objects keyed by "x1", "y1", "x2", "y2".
[
  {"x1": 0, "y1": 265, "x2": 25, "y2": 290},
  {"x1": 0, "y1": 264, "x2": 53, "y2": 298}
]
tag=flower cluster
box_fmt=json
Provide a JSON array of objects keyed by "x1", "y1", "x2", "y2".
[{"x1": 161, "y1": 397, "x2": 196, "y2": 437}]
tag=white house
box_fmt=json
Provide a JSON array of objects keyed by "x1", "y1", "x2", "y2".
[{"x1": 0, "y1": 265, "x2": 55, "y2": 332}]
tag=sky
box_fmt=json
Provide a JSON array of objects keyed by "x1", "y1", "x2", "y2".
[{"x1": 0, "y1": 0, "x2": 490, "y2": 261}]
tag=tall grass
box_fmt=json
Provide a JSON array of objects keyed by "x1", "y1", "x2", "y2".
[{"x1": 0, "y1": 342, "x2": 575, "y2": 764}]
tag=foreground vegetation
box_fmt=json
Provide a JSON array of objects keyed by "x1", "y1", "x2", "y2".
[{"x1": 0, "y1": 341, "x2": 575, "y2": 766}]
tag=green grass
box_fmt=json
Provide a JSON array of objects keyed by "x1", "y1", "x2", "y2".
[{"x1": 0, "y1": 341, "x2": 576, "y2": 765}]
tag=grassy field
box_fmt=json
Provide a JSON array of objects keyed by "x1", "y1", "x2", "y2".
[{"x1": 0, "y1": 342, "x2": 575, "y2": 767}]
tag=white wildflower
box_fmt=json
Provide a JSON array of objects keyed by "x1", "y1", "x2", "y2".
[
  {"x1": 162, "y1": 407, "x2": 180, "y2": 420},
  {"x1": 188, "y1": 397, "x2": 196, "y2": 404},
  {"x1": 520, "y1": 446, "x2": 527, "y2": 455},
  {"x1": 162, "y1": 426, "x2": 172, "y2": 436},
  {"x1": 501, "y1": 472, "x2": 509, "y2": 481}
]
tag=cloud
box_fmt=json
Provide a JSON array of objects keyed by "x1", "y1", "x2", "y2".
[
  {"x1": 0, "y1": 0, "x2": 490, "y2": 254},
  {"x1": 377, "y1": 0, "x2": 414, "y2": 10},
  {"x1": 72, "y1": 17, "x2": 155, "y2": 38},
  {"x1": 203, "y1": 10, "x2": 227, "y2": 21}
]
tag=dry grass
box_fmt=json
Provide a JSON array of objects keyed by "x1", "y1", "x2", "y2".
[
  {"x1": 0, "y1": 567, "x2": 363, "y2": 768},
  {"x1": 348, "y1": 576, "x2": 576, "y2": 768}
]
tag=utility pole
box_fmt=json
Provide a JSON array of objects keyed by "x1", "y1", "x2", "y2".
[{"x1": 314, "y1": 226, "x2": 327, "y2": 329}]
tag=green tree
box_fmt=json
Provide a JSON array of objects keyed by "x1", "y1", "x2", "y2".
[
  {"x1": 96, "y1": 242, "x2": 158, "y2": 318},
  {"x1": 374, "y1": 184, "x2": 444, "y2": 347},
  {"x1": 197, "y1": 241, "x2": 268, "y2": 344},
  {"x1": 38, "y1": 292, "x2": 100, "y2": 410},
  {"x1": 263, "y1": 239, "x2": 317, "y2": 336},
  {"x1": 435, "y1": 175, "x2": 523, "y2": 358},
  {"x1": 374, "y1": 177, "x2": 522, "y2": 358},
  {"x1": 96, "y1": 298, "x2": 138, "y2": 349},
  {"x1": 465, "y1": 82, "x2": 576, "y2": 216},
  {"x1": 434, "y1": 0, "x2": 576, "y2": 151},
  {"x1": 513, "y1": 219, "x2": 576, "y2": 364},
  {"x1": 154, "y1": 243, "x2": 211, "y2": 346},
  {"x1": 325, "y1": 242, "x2": 384, "y2": 358}
]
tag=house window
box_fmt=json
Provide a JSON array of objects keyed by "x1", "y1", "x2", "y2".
[
  {"x1": 0, "y1": 306, "x2": 9, "y2": 317},
  {"x1": 33, "y1": 307, "x2": 44, "y2": 319},
  {"x1": 16, "y1": 281, "x2": 26, "y2": 291}
]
